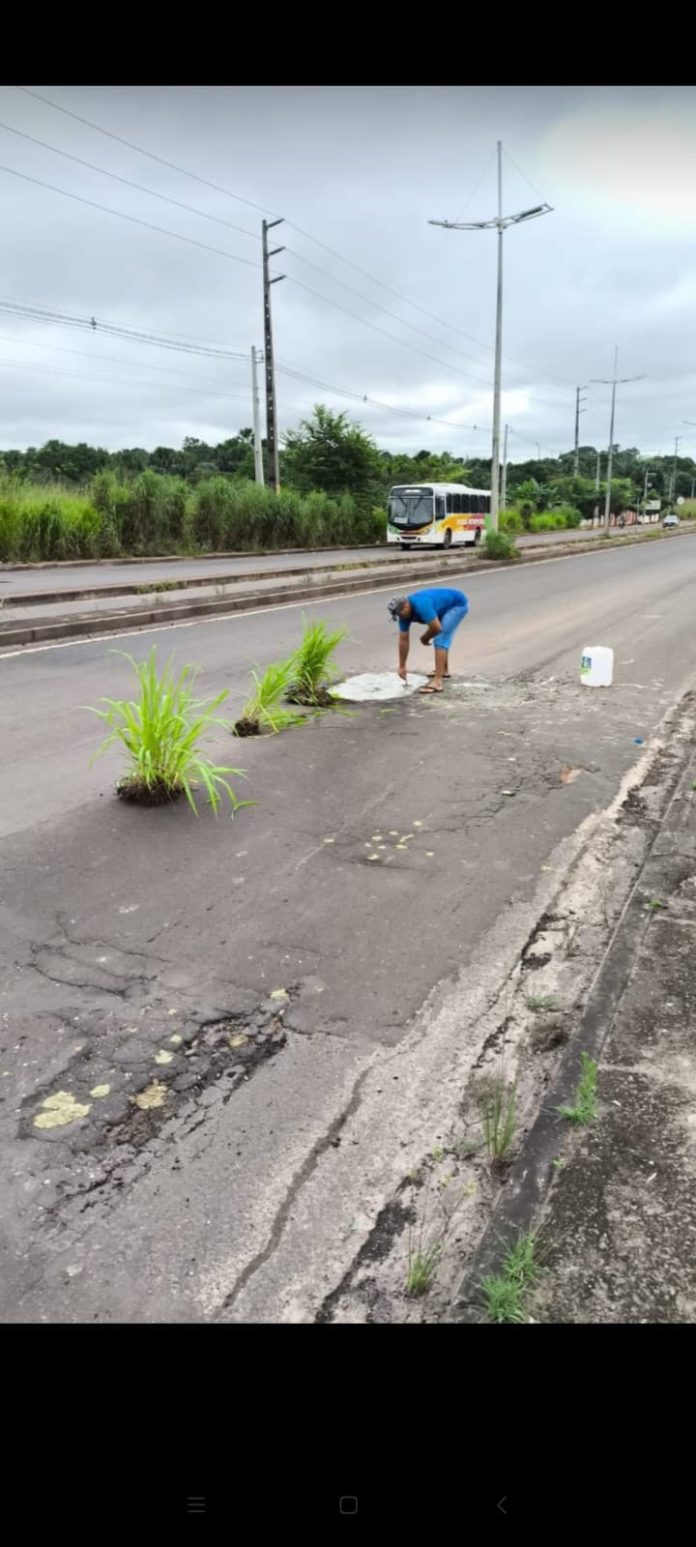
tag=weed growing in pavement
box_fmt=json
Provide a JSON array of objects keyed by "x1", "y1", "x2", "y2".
[
  {"x1": 646, "y1": 898, "x2": 666, "y2": 911},
  {"x1": 557, "y1": 1051, "x2": 599, "y2": 1125},
  {"x1": 526, "y1": 993, "x2": 560, "y2": 1012},
  {"x1": 405, "y1": 1171, "x2": 470, "y2": 1300},
  {"x1": 286, "y1": 616, "x2": 347, "y2": 706},
  {"x1": 482, "y1": 1231, "x2": 540, "y2": 1323},
  {"x1": 481, "y1": 529, "x2": 517, "y2": 562},
  {"x1": 234, "y1": 659, "x2": 303, "y2": 737},
  {"x1": 478, "y1": 1077, "x2": 517, "y2": 1160},
  {"x1": 89, "y1": 647, "x2": 247, "y2": 815}
]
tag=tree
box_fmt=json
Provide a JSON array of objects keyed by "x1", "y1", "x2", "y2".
[{"x1": 282, "y1": 405, "x2": 383, "y2": 505}]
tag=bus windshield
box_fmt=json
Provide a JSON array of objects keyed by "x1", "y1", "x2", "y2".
[{"x1": 388, "y1": 487, "x2": 434, "y2": 528}]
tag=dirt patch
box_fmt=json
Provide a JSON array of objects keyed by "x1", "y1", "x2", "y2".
[
  {"x1": 233, "y1": 717, "x2": 262, "y2": 737},
  {"x1": 116, "y1": 777, "x2": 184, "y2": 806}
]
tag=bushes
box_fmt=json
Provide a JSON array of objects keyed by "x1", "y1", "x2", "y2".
[
  {"x1": 0, "y1": 471, "x2": 385, "y2": 562},
  {"x1": 529, "y1": 505, "x2": 582, "y2": 533},
  {"x1": 483, "y1": 529, "x2": 517, "y2": 561},
  {"x1": 499, "y1": 508, "x2": 523, "y2": 533}
]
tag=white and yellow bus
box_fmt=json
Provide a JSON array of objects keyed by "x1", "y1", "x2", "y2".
[{"x1": 386, "y1": 482, "x2": 490, "y2": 548}]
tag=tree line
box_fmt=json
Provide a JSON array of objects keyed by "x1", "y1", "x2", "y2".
[{"x1": 2, "y1": 404, "x2": 695, "y2": 514}]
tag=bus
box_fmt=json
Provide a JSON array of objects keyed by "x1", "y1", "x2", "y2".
[{"x1": 386, "y1": 483, "x2": 490, "y2": 548}]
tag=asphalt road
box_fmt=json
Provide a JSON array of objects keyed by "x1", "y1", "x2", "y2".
[
  {"x1": 2, "y1": 535, "x2": 695, "y2": 1321},
  {"x1": 0, "y1": 524, "x2": 602, "y2": 595}
]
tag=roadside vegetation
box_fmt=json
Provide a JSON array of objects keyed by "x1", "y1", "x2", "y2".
[
  {"x1": 482, "y1": 1232, "x2": 541, "y2": 1323},
  {"x1": 89, "y1": 648, "x2": 246, "y2": 814},
  {"x1": 3, "y1": 406, "x2": 694, "y2": 563},
  {"x1": 557, "y1": 1052, "x2": 599, "y2": 1125}
]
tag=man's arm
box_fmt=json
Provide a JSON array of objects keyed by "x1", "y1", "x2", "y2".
[
  {"x1": 419, "y1": 618, "x2": 442, "y2": 645},
  {"x1": 398, "y1": 630, "x2": 410, "y2": 679}
]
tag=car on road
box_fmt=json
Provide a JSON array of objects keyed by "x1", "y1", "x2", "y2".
[{"x1": 662, "y1": 514, "x2": 680, "y2": 528}]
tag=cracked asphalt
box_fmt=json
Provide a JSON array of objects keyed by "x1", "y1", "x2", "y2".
[{"x1": 2, "y1": 536, "x2": 696, "y2": 1321}]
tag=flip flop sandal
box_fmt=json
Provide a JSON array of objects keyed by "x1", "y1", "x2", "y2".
[
  {"x1": 427, "y1": 671, "x2": 451, "y2": 679},
  {"x1": 419, "y1": 683, "x2": 444, "y2": 694}
]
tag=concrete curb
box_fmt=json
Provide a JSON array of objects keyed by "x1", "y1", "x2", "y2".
[
  {"x1": 450, "y1": 697, "x2": 696, "y2": 1322},
  {"x1": 2, "y1": 527, "x2": 695, "y2": 650}
]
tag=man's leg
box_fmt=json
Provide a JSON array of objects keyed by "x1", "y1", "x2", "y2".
[{"x1": 428, "y1": 647, "x2": 450, "y2": 679}]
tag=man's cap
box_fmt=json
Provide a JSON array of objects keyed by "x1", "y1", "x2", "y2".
[{"x1": 388, "y1": 596, "x2": 408, "y2": 620}]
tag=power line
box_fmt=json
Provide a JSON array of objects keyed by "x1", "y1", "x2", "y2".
[
  {"x1": 0, "y1": 354, "x2": 252, "y2": 399},
  {"x1": 0, "y1": 331, "x2": 248, "y2": 391},
  {"x1": 16, "y1": 86, "x2": 275, "y2": 218},
  {"x1": 0, "y1": 299, "x2": 250, "y2": 360},
  {"x1": 15, "y1": 84, "x2": 574, "y2": 394},
  {"x1": 0, "y1": 118, "x2": 505, "y2": 379},
  {"x1": 0, "y1": 162, "x2": 261, "y2": 272}
]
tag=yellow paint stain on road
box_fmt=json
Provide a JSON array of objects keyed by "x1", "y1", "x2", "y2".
[
  {"x1": 155, "y1": 1049, "x2": 174, "y2": 1065},
  {"x1": 34, "y1": 1091, "x2": 91, "y2": 1129},
  {"x1": 270, "y1": 988, "x2": 288, "y2": 1001},
  {"x1": 90, "y1": 1084, "x2": 111, "y2": 1099},
  {"x1": 228, "y1": 1032, "x2": 248, "y2": 1049},
  {"x1": 132, "y1": 1081, "x2": 168, "y2": 1111}
]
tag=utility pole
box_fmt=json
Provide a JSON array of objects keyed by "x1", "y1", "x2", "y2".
[
  {"x1": 591, "y1": 348, "x2": 644, "y2": 529},
  {"x1": 430, "y1": 145, "x2": 551, "y2": 533},
  {"x1": 669, "y1": 435, "x2": 681, "y2": 505},
  {"x1": 262, "y1": 218, "x2": 284, "y2": 494},
  {"x1": 250, "y1": 346, "x2": 264, "y2": 485},
  {"x1": 500, "y1": 422, "x2": 509, "y2": 512},
  {"x1": 574, "y1": 385, "x2": 587, "y2": 475}
]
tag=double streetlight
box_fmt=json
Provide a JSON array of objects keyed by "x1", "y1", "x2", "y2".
[
  {"x1": 591, "y1": 349, "x2": 644, "y2": 528},
  {"x1": 430, "y1": 141, "x2": 552, "y2": 531}
]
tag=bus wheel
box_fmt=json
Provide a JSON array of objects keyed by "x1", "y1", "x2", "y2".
[
  {"x1": 473, "y1": 527, "x2": 481, "y2": 545},
  {"x1": 443, "y1": 529, "x2": 453, "y2": 549}
]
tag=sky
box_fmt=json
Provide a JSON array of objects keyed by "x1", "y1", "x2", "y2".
[{"x1": 1, "y1": 84, "x2": 695, "y2": 467}]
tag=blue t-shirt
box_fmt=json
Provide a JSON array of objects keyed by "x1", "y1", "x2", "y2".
[{"x1": 398, "y1": 587, "x2": 468, "y2": 632}]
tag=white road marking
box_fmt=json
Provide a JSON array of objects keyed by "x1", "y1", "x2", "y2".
[{"x1": 0, "y1": 540, "x2": 687, "y2": 663}]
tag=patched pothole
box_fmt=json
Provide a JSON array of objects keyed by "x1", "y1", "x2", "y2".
[{"x1": 21, "y1": 1000, "x2": 289, "y2": 1156}]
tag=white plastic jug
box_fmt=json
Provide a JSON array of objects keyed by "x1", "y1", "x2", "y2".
[{"x1": 580, "y1": 644, "x2": 614, "y2": 687}]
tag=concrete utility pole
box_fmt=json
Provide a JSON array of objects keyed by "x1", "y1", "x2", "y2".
[
  {"x1": 250, "y1": 346, "x2": 264, "y2": 485},
  {"x1": 591, "y1": 348, "x2": 644, "y2": 529},
  {"x1": 574, "y1": 385, "x2": 587, "y2": 476},
  {"x1": 670, "y1": 435, "x2": 681, "y2": 505},
  {"x1": 429, "y1": 143, "x2": 552, "y2": 533},
  {"x1": 262, "y1": 218, "x2": 285, "y2": 494},
  {"x1": 595, "y1": 450, "x2": 601, "y2": 490},
  {"x1": 500, "y1": 422, "x2": 509, "y2": 512}
]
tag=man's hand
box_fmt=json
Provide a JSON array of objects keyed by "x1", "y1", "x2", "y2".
[
  {"x1": 420, "y1": 631, "x2": 432, "y2": 646},
  {"x1": 398, "y1": 666, "x2": 408, "y2": 681}
]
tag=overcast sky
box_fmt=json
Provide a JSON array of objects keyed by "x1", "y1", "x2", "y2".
[{"x1": 1, "y1": 84, "x2": 695, "y2": 465}]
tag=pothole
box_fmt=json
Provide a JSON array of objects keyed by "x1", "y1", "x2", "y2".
[{"x1": 333, "y1": 672, "x2": 427, "y2": 702}]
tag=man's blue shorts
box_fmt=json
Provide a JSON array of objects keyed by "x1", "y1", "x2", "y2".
[{"x1": 432, "y1": 601, "x2": 468, "y2": 651}]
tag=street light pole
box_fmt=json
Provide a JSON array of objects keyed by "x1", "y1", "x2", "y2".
[
  {"x1": 430, "y1": 147, "x2": 552, "y2": 533},
  {"x1": 670, "y1": 436, "x2": 681, "y2": 505},
  {"x1": 591, "y1": 349, "x2": 644, "y2": 529}
]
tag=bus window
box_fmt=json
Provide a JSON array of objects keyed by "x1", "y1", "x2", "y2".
[
  {"x1": 461, "y1": 495, "x2": 471, "y2": 514},
  {"x1": 436, "y1": 496, "x2": 446, "y2": 518},
  {"x1": 477, "y1": 495, "x2": 487, "y2": 514},
  {"x1": 446, "y1": 494, "x2": 453, "y2": 514}
]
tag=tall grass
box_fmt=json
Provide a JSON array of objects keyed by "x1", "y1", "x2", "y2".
[
  {"x1": 0, "y1": 470, "x2": 384, "y2": 562},
  {"x1": 89, "y1": 648, "x2": 246, "y2": 814},
  {"x1": 235, "y1": 659, "x2": 301, "y2": 736},
  {"x1": 286, "y1": 617, "x2": 347, "y2": 705}
]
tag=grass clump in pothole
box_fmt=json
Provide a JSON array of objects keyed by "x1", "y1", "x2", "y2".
[
  {"x1": 557, "y1": 1051, "x2": 599, "y2": 1125},
  {"x1": 482, "y1": 1232, "x2": 540, "y2": 1323},
  {"x1": 285, "y1": 617, "x2": 346, "y2": 707},
  {"x1": 89, "y1": 646, "x2": 247, "y2": 815},
  {"x1": 234, "y1": 659, "x2": 303, "y2": 737}
]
